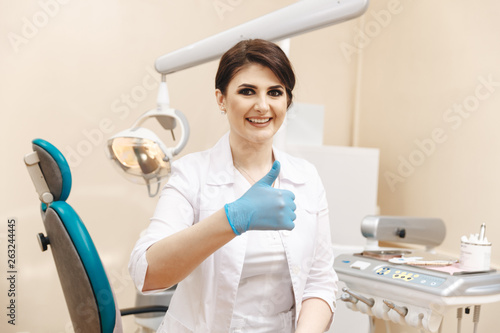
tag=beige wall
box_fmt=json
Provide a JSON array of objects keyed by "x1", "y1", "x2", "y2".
[
  {"x1": 354, "y1": 0, "x2": 500, "y2": 332},
  {"x1": 1, "y1": 0, "x2": 498, "y2": 332}
]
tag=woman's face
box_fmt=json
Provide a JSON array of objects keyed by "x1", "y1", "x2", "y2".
[{"x1": 216, "y1": 63, "x2": 288, "y2": 146}]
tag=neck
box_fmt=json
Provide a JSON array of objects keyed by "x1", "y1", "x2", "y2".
[{"x1": 229, "y1": 132, "x2": 274, "y2": 180}]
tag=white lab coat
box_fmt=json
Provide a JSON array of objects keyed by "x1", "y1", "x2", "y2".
[{"x1": 129, "y1": 132, "x2": 338, "y2": 332}]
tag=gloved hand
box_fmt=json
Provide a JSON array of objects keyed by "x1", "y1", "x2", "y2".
[{"x1": 224, "y1": 160, "x2": 296, "y2": 235}]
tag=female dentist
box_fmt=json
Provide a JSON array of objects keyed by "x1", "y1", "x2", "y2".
[{"x1": 129, "y1": 38, "x2": 338, "y2": 332}]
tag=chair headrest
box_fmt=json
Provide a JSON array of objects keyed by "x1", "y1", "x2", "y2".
[{"x1": 32, "y1": 139, "x2": 72, "y2": 202}]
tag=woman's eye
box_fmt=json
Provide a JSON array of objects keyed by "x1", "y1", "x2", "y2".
[
  {"x1": 238, "y1": 88, "x2": 254, "y2": 95},
  {"x1": 268, "y1": 90, "x2": 284, "y2": 97}
]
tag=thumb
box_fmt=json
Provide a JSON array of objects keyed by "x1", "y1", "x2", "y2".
[{"x1": 258, "y1": 160, "x2": 280, "y2": 186}]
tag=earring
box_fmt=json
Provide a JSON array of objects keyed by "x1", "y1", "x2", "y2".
[{"x1": 220, "y1": 105, "x2": 226, "y2": 115}]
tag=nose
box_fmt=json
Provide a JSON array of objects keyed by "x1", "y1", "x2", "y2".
[{"x1": 254, "y1": 94, "x2": 270, "y2": 113}]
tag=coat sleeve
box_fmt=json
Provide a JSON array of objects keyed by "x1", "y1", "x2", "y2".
[
  {"x1": 128, "y1": 157, "x2": 198, "y2": 294},
  {"x1": 301, "y1": 171, "x2": 339, "y2": 316}
]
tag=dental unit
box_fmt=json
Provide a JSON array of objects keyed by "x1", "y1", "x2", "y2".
[{"x1": 334, "y1": 216, "x2": 500, "y2": 333}]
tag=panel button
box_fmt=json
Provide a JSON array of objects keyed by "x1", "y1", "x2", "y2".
[{"x1": 350, "y1": 261, "x2": 371, "y2": 270}]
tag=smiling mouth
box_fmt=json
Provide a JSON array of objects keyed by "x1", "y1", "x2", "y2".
[{"x1": 247, "y1": 118, "x2": 271, "y2": 124}]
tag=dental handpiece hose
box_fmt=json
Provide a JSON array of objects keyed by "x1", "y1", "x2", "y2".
[{"x1": 473, "y1": 305, "x2": 481, "y2": 333}]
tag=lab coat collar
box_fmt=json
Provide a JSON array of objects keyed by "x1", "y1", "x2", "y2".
[
  {"x1": 206, "y1": 132, "x2": 307, "y2": 186},
  {"x1": 206, "y1": 132, "x2": 236, "y2": 186},
  {"x1": 273, "y1": 145, "x2": 307, "y2": 185}
]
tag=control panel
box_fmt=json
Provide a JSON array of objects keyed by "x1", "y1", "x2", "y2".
[
  {"x1": 339, "y1": 258, "x2": 448, "y2": 289},
  {"x1": 335, "y1": 253, "x2": 500, "y2": 333},
  {"x1": 375, "y1": 266, "x2": 446, "y2": 288}
]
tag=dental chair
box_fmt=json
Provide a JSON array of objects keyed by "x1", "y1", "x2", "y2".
[{"x1": 24, "y1": 138, "x2": 168, "y2": 333}]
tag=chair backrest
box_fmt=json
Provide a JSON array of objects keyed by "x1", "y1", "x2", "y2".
[{"x1": 25, "y1": 139, "x2": 120, "y2": 333}]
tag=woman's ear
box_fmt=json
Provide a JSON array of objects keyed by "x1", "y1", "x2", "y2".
[{"x1": 215, "y1": 89, "x2": 226, "y2": 111}]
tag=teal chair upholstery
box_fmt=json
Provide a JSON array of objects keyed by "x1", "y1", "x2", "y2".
[{"x1": 25, "y1": 139, "x2": 167, "y2": 333}]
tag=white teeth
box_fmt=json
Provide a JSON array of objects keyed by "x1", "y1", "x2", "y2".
[{"x1": 248, "y1": 118, "x2": 270, "y2": 123}]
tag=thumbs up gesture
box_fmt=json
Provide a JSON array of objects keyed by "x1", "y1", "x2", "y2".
[{"x1": 224, "y1": 161, "x2": 296, "y2": 235}]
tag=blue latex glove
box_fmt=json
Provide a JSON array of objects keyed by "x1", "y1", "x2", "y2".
[{"x1": 224, "y1": 161, "x2": 296, "y2": 235}]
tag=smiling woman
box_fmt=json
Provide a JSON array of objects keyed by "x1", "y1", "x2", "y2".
[
  {"x1": 217, "y1": 63, "x2": 288, "y2": 152},
  {"x1": 129, "y1": 39, "x2": 338, "y2": 333},
  {"x1": 215, "y1": 39, "x2": 295, "y2": 182}
]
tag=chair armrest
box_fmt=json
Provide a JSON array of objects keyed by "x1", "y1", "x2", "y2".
[{"x1": 120, "y1": 306, "x2": 168, "y2": 316}]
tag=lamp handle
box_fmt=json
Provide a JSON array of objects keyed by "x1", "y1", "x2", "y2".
[
  {"x1": 171, "y1": 109, "x2": 190, "y2": 156},
  {"x1": 131, "y1": 108, "x2": 190, "y2": 159}
]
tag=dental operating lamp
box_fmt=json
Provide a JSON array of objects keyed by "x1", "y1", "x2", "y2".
[
  {"x1": 107, "y1": 0, "x2": 369, "y2": 196},
  {"x1": 108, "y1": 75, "x2": 190, "y2": 196}
]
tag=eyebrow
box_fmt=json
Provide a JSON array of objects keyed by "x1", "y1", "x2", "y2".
[{"x1": 237, "y1": 83, "x2": 285, "y2": 90}]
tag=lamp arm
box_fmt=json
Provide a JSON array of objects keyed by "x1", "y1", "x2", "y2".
[{"x1": 155, "y1": 0, "x2": 369, "y2": 74}]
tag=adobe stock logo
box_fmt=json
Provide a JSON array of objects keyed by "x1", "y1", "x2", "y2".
[
  {"x1": 384, "y1": 75, "x2": 500, "y2": 192},
  {"x1": 213, "y1": 0, "x2": 244, "y2": 20},
  {"x1": 62, "y1": 66, "x2": 160, "y2": 168},
  {"x1": 340, "y1": 0, "x2": 406, "y2": 64},
  {"x1": 7, "y1": 0, "x2": 73, "y2": 53}
]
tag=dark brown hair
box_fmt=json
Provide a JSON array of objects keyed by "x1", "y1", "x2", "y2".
[{"x1": 215, "y1": 39, "x2": 295, "y2": 108}]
